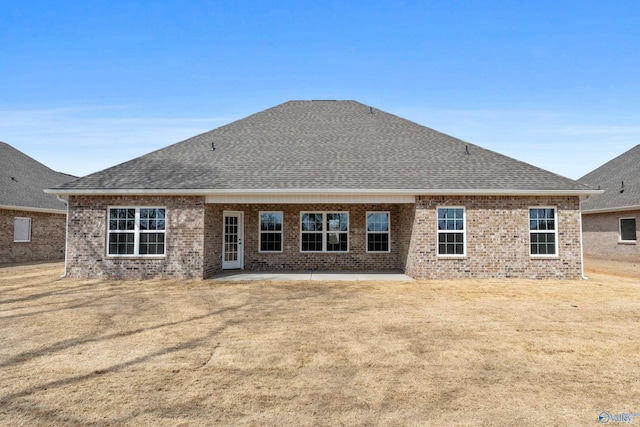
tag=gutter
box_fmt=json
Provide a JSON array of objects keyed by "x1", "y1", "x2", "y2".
[
  {"x1": 581, "y1": 204, "x2": 640, "y2": 215},
  {"x1": 0, "y1": 204, "x2": 66, "y2": 215},
  {"x1": 44, "y1": 187, "x2": 604, "y2": 197}
]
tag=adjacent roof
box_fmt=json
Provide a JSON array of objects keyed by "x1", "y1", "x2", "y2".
[
  {"x1": 0, "y1": 142, "x2": 76, "y2": 213},
  {"x1": 50, "y1": 100, "x2": 596, "y2": 196},
  {"x1": 579, "y1": 144, "x2": 640, "y2": 213}
]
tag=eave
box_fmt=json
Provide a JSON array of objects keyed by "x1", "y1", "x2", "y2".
[
  {"x1": 581, "y1": 204, "x2": 640, "y2": 215},
  {"x1": 0, "y1": 204, "x2": 66, "y2": 215},
  {"x1": 45, "y1": 187, "x2": 603, "y2": 202}
]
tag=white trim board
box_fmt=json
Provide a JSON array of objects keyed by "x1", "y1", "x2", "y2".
[
  {"x1": 205, "y1": 194, "x2": 416, "y2": 204},
  {"x1": 0, "y1": 204, "x2": 66, "y2": 215}
]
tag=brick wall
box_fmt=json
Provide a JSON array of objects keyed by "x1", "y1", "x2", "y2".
[
  {"x1": 582, "y1": 210, "x2": 639, "y2": 261},
  {"x1": 403, "y1": 196, "x2": 583, "y2": 279},
  {"x1": 63, "y1": 195, "x2": 584, "y2": 280},
  {"x1": 0, "y1": 208, "x2": 66, "y2": 264},
  {"x1": 65, "y1": 196, "x2": 206, "y2": 279},
  {"x1": 204, "y1": 204, "x2": 405, "y2": 277}
]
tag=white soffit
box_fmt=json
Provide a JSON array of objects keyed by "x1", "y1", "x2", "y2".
[
  {"x1": 581, "y1": 205, "x2": 640, "y2": 214},
  {"x1": 0, "y1": 204, "x2": 66, "y2": 214},
  {"x1": 204, "y1": 194, "x2": 416, "y2": 204}
]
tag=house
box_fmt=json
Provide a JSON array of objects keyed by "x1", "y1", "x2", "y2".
[
  {"x1": 0, "y1": 142, "x2": 76, "y2": 264},
  {"x1": 579, "y1": 145, "x2": 639, "y2": 261},
  {"x1": 46, "y1": 100, "x2": 599, "y2": 280}
]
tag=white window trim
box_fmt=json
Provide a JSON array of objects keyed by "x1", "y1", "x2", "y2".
[
  {"x1": 619, "y1": 217, "x2": 637, "y2": 243},
  {"x1": 366, "y1": 211, "x2": 391, "y2": 253},
  {"x1": 436, "y1": 206, "x2": 466, "y2": 257},
  {"x1": 300, "y1": 211, "x2": 349, "y2": 253},
  {"x1": 529, "y1": 206, "x2": 559, "y2": 257},
  {"x1": 14, "y1": 217, "x2": 32, "y2": 242},
  {"x1": 258, "y1": 211, "x2": 284, "y2": 253},
  {"x1": 106, "y1": 207, "x2": 167, "y2": 257}
]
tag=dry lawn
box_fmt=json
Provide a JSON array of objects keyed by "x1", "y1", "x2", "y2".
[{"x1": 0, "y1": 260, "x2": 639, "y2": 426}]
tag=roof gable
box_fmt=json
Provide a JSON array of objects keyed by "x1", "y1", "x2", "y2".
[
  {"x1": 579, "y1": 145, "x2": 640, "y2": 212},
  {"x1": 0, "y1": 142, "x2": 76, "y2": 212},
  {"x1": 52, "y1": 100, "x2": 594, "y2": 194}
]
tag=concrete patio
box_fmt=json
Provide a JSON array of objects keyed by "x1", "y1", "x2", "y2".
[{"x1": 211, "y1": 271, "x2": 414, "y2": 281}]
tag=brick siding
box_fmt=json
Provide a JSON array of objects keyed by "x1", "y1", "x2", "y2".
[
  {"x1": 63, "y1": 195, "x2": 584, "y2": 280},
  {"x1": 65, "y1": 195, "x2": 206, "y2": 279},
  {"x1": 403, "y1": 196, "x2": 583, "y2": 279},
  {"x1": 0, "y1": 208, "x2": 66, "y2": 264},
  {"x1": 205, "y1": 204, "x2": 404, "y2": 276},
  {"x1": 582, "y1": 210, "x2": 639, "y2": 261}
]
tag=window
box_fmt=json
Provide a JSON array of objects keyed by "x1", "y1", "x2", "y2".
[
  {"x1": 14, "y1": 217, "x2": 31, "y2": 242},
  {"x1": 620, "y1": 218, "x2": 637, "y2": 242},
  {"x1": 259, "y1": 212, "x2": 283, "y2": 252},
  {"x1": 367, "y1": 212, "x2": 390, "y2": 252},
  {"x1": 529, "y1": 207, "x2": 557, "y2": 256},
  {"x1": 301, "y1": 212, "x2": 348, "y2": 252},
  {"x1": 437, "y1": 207, "x2": 465, "y2": 256},
  {"x1": 107, "y1": 207, "x2": 166, "y2": 256}
]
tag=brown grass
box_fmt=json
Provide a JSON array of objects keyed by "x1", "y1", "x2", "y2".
[{"x1": 0, "y1": 260, "x2": 639, "y2": 426}]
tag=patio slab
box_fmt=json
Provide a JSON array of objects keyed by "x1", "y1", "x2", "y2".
[{"x1": 211, "y1": 271, "x2": 414, "y2": 281}]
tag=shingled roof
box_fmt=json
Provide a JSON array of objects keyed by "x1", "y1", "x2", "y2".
[
  {"x1": 50, "y1": 100, "x2": 595, "y2": 195},
  {"x1": 0, "y1": 142, "x2": 76, "y2": 212},
  {"x1": 579, "y1": 144, "x2": 640, "y2": 213}
]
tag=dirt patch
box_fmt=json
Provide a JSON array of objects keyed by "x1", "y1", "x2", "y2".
[{"x1": 1, "y1": 262, "x2": 639, "y2": 426}]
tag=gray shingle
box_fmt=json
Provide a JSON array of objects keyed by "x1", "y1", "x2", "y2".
[
  {"x1": 53, "y1": 100, "x2": 594, "y2": 193},
  {"x1": 579, "y1": 145, "x2": 640, "y2": 212},
  {"x1": 0, "y1": 142, "x2": 76, "y2": 211}
]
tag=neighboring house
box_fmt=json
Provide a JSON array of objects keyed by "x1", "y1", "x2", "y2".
[
  {"x1": 579, "y1": 145, "x2": 639, "y2": 261},
  {"x1": 46, "y1": 100, "x2": 599, "y2": 280},
  {"x1": 0, "y1": 142, "x2": 76, "y2": 264}
]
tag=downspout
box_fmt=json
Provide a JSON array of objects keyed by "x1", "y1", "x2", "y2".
[
  {"x1": 57, "y1": 195, "x2": 69, "y2": 278},
  {"x1": 579, "y1": 196, "x2": 588, "y2": 280}
]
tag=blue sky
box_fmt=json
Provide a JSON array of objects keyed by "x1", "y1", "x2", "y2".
[{"x1": 1, "y1": 0, "x2": 638, "y2": 179}]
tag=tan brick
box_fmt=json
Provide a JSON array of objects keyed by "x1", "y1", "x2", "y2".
[
  {"x1": 582, "y1": 211, "x2": 639, "y2": 261},
  {"x1": 0, "y1": 209, "x2": 66, "y2": 264},
  {"x1": 64, "y1": 195, "x2": 584, "y2": 280}
]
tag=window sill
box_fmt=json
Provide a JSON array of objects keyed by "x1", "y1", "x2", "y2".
[
  {"x1": 437, "y1": 255, "x2": 468, "y2": 259},
  {"x1": 529, "y1": 255, "x2": 560, "y2": 260},
  {"x1": 300, "y1": 251, "x2": 350, "y2": 254},
  {"x1": 618, "y1": 241, "x2": 637, "y2": 245},
  {"x1": 106, "y1": 255, "x2": 166, "y2": 259}
]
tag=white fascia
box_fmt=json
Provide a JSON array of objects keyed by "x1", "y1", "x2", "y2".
[
  {"x1": 581, "y1": 205, "x2": 640, "y2": 215},
  {"x1": 0, "y1": 204, "x2": 66, "y2": 214},
  {"x1": 44, "y1": 188, "x2": 603, "y2": 197}
]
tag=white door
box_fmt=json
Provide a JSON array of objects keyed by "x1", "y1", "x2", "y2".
[{"x1": 222, "y1": 211, "x2": 244, "y2": 269}]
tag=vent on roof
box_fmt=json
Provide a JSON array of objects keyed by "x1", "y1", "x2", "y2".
[
  {"x1": 465, "y1": 145, "x2": 470, "y2": 155},
  {"x1": 369, "y1": 107, "x2": 374, "y2": 114},
  {"x1": 211, "y1": 142, "x2": 215, "y2": 151},
  {"x1": 620, "y1": 181, "x2": 624, "y2": 193}
]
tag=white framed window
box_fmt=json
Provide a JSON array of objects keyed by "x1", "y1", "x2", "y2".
[
  {"x1": 259, "y1": 212, "x2": 283, "y2": 252},
  {"x1": 437, "y1": 207, "x2": 465, "y2": 256},
  {"x1": 14, "y1": 217, "x2": 31, "y2": 242},
  {"x1": 619, "y1": 218, "x2": 637, "y2": 242},
  {"x1": 529, "y1": 207, "x2": 557, "y2": 256},
  {"x1": 366, "y1": 212, "x2": 390, "y2": 253},
  {"x1": 107, "y1": 207, "x2": 166, "y2": 256},
  {"x1": 300, "y1": 212, "x2": 348, "y2": 252}
]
